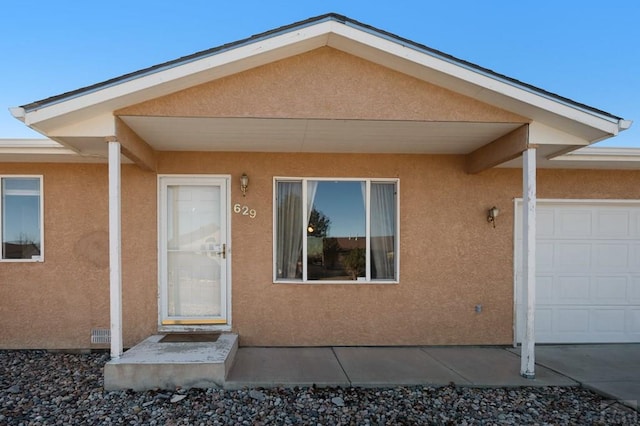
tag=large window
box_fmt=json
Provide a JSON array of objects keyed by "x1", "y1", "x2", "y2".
[
  {"x1": 1, "y1": 176, "x2": 43, "y2": 261},
  {"x1": 274, "y1": 178, "x2": 398, "y2": 283}
]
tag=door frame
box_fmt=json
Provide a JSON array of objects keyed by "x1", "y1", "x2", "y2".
[{"x1": 157, "y1": 174, "x2": 232, "y2": 332}]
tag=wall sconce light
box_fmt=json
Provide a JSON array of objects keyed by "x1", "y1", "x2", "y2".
[
  {"x1": 240, "y1": 173, "x2": 249, "y2": 197},
  {"x1": 487, "y1": 206, "x2": 500, "y2": 228}
]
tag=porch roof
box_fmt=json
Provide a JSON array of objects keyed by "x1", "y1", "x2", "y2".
[
  {"x1": 4, "y1": 138, "x2": 639, "y2": 170},
  {"x1": 9, "y1": 13, "x2": 632, "y2": 170}
]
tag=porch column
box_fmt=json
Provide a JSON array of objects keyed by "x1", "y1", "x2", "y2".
[
  {"x1": 520, "y1": 148, "x2": 536, "y2": 378},
  {"x1": 108, "y1": 141, "x2": 123, "y2": 359}
]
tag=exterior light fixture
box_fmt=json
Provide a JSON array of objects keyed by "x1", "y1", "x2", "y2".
[
  {"x1": 240, "y1": 173, "x2": 249, "y2": 197},
  {"x1": 487, "y1": 206, "x2": 500, "y2": 228}
]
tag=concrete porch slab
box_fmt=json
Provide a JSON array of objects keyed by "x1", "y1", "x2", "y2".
[
  {"x1": 423, "y1": 347, "x2": 577, "y2": 387},
  {"x1": 333, "y1": 347, "x2": 471, "y2": 387},
  {"x1": 104, "y1": 333, "x2": 238, "y2": 391},
  {"x1": 225, "y1": 347, "x2": 350, "y2": 389}
]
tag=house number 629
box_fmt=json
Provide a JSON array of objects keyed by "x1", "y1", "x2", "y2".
[{"x1": 233, "y1": 203, "x2": 257, "y2": 219}]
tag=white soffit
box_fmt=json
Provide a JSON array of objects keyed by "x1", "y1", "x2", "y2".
[{"x1": 120, "y1": 116, "x2": 522, "y2": 154}]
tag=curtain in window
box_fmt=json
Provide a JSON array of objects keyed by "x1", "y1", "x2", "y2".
[
  {"x1": 370, "y1": 183, "x2": 395, "y2": 279},
  {"x1": 276, "y1": 182, "x2": 303, "y2": 279}
]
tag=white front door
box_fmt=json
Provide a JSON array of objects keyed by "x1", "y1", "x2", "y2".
[{"x1": 159, "y1": 176, "x2": 230, "y2": 326}]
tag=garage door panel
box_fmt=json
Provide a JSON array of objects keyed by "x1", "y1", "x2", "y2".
[
  {"x1": 596, "y1": 210, "x2": 630, "y2": 237},
  {"x1": 536, "y1": 276, "x2": 554, "y2": 303},
  {"x1": 555, "y1": 309, "x2": 590, "y2": 333},
  {"x1": 558, "y1": 210, "x2": 592, "y2": 237},
  {"x1": 632, "y1": 245, "x2": 640, "y2": 270},
  {"x1": 631, "y1": 309, "x2": 640, "y2": 333},
  {"x1": 537, "y1": 210, "x2": 555, "y2": 237},
  {"x1": 595, "y1": 244, "x2": 629, "y2": 269},
  {"x1": 516, "y1": 201, "x2": 640, "y2": 344},
  {"x1": 594, "y1": 276, "x2": 630, "y2": 304},
  {"x1": 535, "y1": 308, "x2": 553, "y2": 333},
  {"x1": 631, "y1": 277, "x2": 640, "y2": 303},
  {"x1": 557, "y1": 276, "x2": 590, "y2": 304},
  {"x1": 536, "y1": 242, "x2": 554, "y2": 271},
  {"x1": 593, "y1": 309, "x2": 626, "y2": 332},
  {"x1": 557, "y1": 243, "x2": 591, "y2": 269}
]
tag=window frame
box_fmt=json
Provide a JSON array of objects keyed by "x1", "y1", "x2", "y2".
[
  {"x1": 273, "y1": 177, "x2": 399, "y2": 284},
  {"x1": 0, "y1": 175, "x2": 44, "y2": 263}
]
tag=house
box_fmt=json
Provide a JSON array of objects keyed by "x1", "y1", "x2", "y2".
[{"x1": 1, "y1": 14, "x2": 639, "y2": 378}]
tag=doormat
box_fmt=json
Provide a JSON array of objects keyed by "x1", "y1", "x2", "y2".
[{"x1": 159, "y1": 333, "x2": 220, "y2": 343}]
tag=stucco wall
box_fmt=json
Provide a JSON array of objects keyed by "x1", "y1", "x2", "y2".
[
  {"x1": 116, "y1": 47, "x2": 528, "y2": 123},
  {"x1": 157, "y1": 152, "x2": 640, "y2": 347},
  {"x1": 0, "y1": 163, "x2": 157, "y2": 349},
  {"x1": 2, "y1": 158, "x2": 639, "y2": 349}
]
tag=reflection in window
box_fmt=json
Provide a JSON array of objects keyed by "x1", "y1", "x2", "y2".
[
  {"x1": 1, "y1": 177, "x2": 42, "y2": 260},
  {"x1": 307, "y1": 181, "x2": 366, "y2": 280},
  {"x1": 275, "y1": 178, "x2": 398, "y2": 282}
]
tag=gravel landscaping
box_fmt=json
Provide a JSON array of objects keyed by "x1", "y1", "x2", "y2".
[{"x1": 1, "y1": 350, "x2": 637, "y2": 425}]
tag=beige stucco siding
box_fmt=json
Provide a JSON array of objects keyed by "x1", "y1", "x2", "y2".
[
  {"x1": 116, "y1": 47, "x2": 528, "y2": 123},
  {"x1": 0, "y1": 163, "x2": 157, "y2": 349},
  {"x1": 155, "y1": 152, "x2": 518, "y2": 346},
  {"x1": 157, "y1": 153, "x2": 640, "y2": 347},
  {"x1": 1, "y1": 157, "x2": 639, "y2": 349}
]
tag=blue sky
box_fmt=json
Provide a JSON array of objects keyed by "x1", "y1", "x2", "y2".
[{"x1": 1, "y1": 1, "x2": 638, "y2": 147}]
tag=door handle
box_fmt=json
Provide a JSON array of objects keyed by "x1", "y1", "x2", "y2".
[{"x1": 216, "y1": 243, "x2": 226, "y2": 259}]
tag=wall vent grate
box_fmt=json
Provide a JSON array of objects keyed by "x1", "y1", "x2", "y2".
[{"x1": 91, "y1": 328, "x2": 111, "y2": 344}]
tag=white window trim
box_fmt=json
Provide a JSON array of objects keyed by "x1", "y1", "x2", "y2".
[
  {"x1": 0, "y1": 175, "x2": 44, "y2": 263},
  {"x1": 273, "y1": 177, "x2": 400, "y2": 284}
]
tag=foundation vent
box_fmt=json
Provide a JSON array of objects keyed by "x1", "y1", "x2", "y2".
[{"x1": 91, "y1": 328, "x2": 111, "y2": 344}]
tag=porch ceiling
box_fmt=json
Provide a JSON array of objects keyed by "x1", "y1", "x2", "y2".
[{"x1": 119, "y1": 115, "x2": 523, "y2": 154}]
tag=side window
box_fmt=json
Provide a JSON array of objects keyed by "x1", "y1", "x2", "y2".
[
  {"x1": 275, "y1": 178, "x2": 398, "y2": 283},
  {"x1": 1, "y1": 176, "x2": 43, "y2": 261}
]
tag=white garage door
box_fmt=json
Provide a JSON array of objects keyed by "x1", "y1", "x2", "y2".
[{"x1": 515, "y1": 201, "x2": 640, "y2": 343}]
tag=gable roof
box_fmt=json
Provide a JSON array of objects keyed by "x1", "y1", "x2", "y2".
[
  {"x1": 16, "y1": 13, "x2": 623, "y2": 122},
  {"x1": 9, "y1": 13, "x2": 632, "y2": 167}
]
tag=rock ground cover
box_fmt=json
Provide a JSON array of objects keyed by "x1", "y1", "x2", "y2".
[{"x1": 0, "y1": 350, "x2": 637, "y2": 425}]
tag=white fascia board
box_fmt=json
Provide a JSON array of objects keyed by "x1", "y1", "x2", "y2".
[
  {"x1": 528, "y1": 122, "x2": 589, "y2": 146},
  {"x1": 552, "y1": 146, "x2": 640, "y2": 162},
  {"x1": 21, "y1": 23, "x2": 333, "y2": 127},
  {"x1": 0, "y1": 147, "x2": 77, "y2": 155},
  {"x1": 328, "y1": 24, "x2": 622, "y2": 135},
  {"x1": 0, "y1": 138, "x2": 77, "y2": 155},
  {"x1": 9, "y1": 107, "x2": 25, "y2": 122},
  {"x1": 0, "y1": 138, "x2": 62, "y2": 148}
]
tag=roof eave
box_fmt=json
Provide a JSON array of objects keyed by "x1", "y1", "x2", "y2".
[{"x1": 12, "y1": 13, "x2": 628, "y2": 141}]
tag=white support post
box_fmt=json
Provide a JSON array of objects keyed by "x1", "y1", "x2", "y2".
[
  {"x1": 521, "y1": 148, "x2": 536, "y2": 379},
  {"x1": 108, "y1": 141, "x2": 123, "y2": 359}
]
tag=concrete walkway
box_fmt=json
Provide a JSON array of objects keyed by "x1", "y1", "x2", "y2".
[
  {"x1": 226, "y1": 345, "x2": 640, "y2": 411},
  {"x1": 225, "y1": 346, "x2": 575, "y2": 389},
  {"x1": 513, "y1": 344, "x2": 640, "y2": 411}
]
